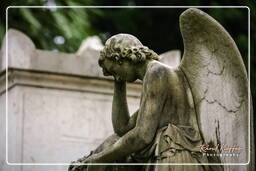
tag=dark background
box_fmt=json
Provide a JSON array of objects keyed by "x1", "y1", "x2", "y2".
[{"x1": 0, "y1": 0, "x2": 255, "y2": 134}]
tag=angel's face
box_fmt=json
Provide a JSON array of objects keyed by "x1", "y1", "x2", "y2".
[{"x1": 101, "y1": 58, "x2": 137, "y2": 82}]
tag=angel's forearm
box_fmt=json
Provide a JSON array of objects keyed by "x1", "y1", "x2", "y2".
[
  {"x1": 112, "y1": 81, "x2": 130, "y2": 135},
  {"x1": 95, "y1": 128, "x2": 148, "y2": 162}
]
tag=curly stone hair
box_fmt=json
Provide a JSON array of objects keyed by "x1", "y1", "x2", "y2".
[{"x1": 99, "y1": 34, "x2": 159, "y2": 67}]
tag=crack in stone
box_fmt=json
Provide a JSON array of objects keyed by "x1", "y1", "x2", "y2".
[{"x1": 203, "y1": 96, "x2": 244, "y2": 113}]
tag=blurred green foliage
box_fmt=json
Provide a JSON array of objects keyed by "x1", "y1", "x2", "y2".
[
  {"x1": 1, "y1": 0, "x2": 100, "y2": 52},
  {"x1": 0, "y1": 0, "x2": 255, "y2": 111}
]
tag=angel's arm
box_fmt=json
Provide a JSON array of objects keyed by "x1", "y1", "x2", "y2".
[
  {"x1": 112, "y1": 81, "x2": 139, "y2": 136},
  {"x1": 88, "y1": 70, "x2": 163, "y2": 162}
]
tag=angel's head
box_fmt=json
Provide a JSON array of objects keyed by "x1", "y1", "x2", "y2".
[{"x1": 99, "y1": 33, "x2": 159, "y2": 82}]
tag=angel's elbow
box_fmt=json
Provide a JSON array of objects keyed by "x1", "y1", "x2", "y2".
[{"x1": 113, "y1": 126, "x2": 126, "y2": 137}]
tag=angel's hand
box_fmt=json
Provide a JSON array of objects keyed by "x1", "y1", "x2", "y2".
[
  {"x1": 68, "y1": 158, "x2": 91, "y2": 171},
  {"x1": 68, "y1": 161, "x2": 84, "y2": 171},
  {"x1": 68, "y1": 152, "x2": 94, "y2": 171},
  {"x1": 82, "y1": 153, "x2": 102, "y2": 163}
]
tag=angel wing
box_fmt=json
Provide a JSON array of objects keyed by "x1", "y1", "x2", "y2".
[{"x1": 179, "y1": 8, "x2": 249, "y2": 166}]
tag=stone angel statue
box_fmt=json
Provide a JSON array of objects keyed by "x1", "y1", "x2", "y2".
[{"x1": 69, "y1": 8, "x2": 252, "y2": 171}]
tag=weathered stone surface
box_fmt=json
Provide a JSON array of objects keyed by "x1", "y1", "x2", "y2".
[
  {"x1": 33, "y1": 49, "x2": 105, "y2": 78},
  {"x1": 0, "y1": 29, "x2": 106, "y2": 78},
  {"x1": 179, "y1": 8, "x2": 251, "y2": 170},
  {"x1": 69, "y1": 9, "x2": 252, "y2": 171},
  {"x1": 0, "y1": 29, "x2": 37, "y2": 71}
]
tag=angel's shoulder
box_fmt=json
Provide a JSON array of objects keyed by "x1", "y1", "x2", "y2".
[{"x1": 143, "y1": 61, "x2": 171, "y2": 88}]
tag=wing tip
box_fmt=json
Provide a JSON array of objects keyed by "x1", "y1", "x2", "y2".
[
  {"x1": 180, "y1": 8, "x2": 206, "y2": 24},
  {"x1": 181, "y1": 8, "x2": 200, "y2": 15},
  {"x1": 180, "y1": 8, "x2": 198, "y2": 16},
  {"x1": 179, "y1": 8, "x2": 245, "y2": 65}
]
